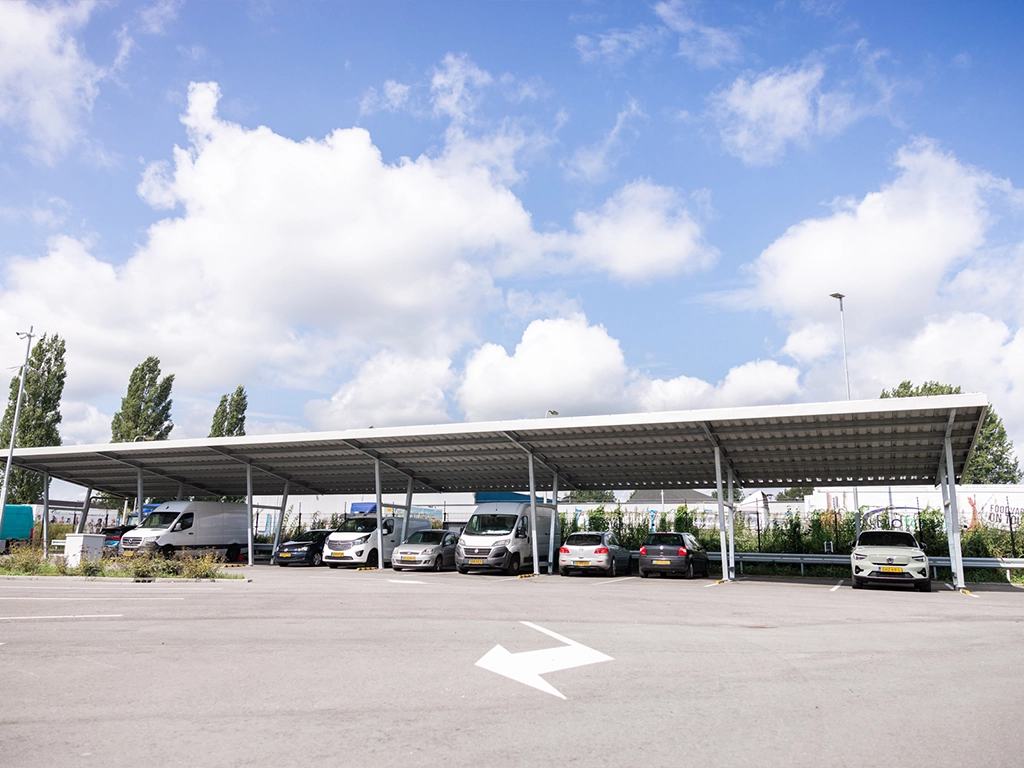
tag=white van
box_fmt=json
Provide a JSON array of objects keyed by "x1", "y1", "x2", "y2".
[
  {"x1": 118, "y1": 501, "x2": 249, "y2": 561},
  {"x1": 455, "y1": 501, "x2": 559, "y2": 575},
  {"x1": 323, "y1": 514, "x2": 432, "y2": 568}
]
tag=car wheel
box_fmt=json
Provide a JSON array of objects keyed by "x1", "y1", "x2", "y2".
[
  {"x1": 506, "y1": 554, "x2": 520, "y2": 576},
  {"x1": 686, "y1": 561, "x2": 695, "y2": 579},
  {"x1": 434, "y1": 556, "x2": 444, "y2": 572},
  {"x1": 311, "y1": 552, "x2": 322, "y2": 567},
  {"x1": 610, "y1": 558, "x2": 617, "y2": 578},
  {"x1": 225, "y1": 544, "x2": 241, "y2": 563},
  {"x1": 457, "y1": 566, "x2": 468, "y2": 574},
  {"x1": 851, "y1": 578, "x2": 863, "y2": 589},
  {"x1": 917, "y1": 580, "x2": 932, "y2": 592},
  {"x1": 277, "y1": 562, "x2": 288, "y2": 567},
  {"x1": 160, "y1": 545, "x2": 175, "y2": 559},
  {"x1": 639, "y1": 568, "x2": 649, "y2": 578},
  {"x1": 327, "y1": 563, "x2": 339, "y2": 569},
  {"x1": 559, "y1": 567, "x2": 569, "y2": 576},
  {"x1": 366, "y1": 550, "x2": 379, "y2": 568},
  {"x1": 392, "y1": 566, "x2": 402, "y2": 572}
]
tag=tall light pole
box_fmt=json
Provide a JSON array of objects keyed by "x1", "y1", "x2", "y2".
[
  {"x1": 0, "y1": 327, "x2": 35, "y2": 539},
  {"x1": 830, "y1": 293, "x2": 851, "y2": 400},
  {"x1": 830, "y1": 293, "x2": 860, "y2": 538}
]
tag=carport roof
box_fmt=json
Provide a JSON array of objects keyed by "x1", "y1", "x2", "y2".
[{"x1": 8, "y1": 394, "x2": 988, "y2": 499}]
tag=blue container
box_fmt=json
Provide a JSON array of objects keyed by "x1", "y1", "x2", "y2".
[{"x1": 1, "y1": 505, "x2": 35, "y2": 541}]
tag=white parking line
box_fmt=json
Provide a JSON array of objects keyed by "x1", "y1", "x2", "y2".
[
  {"x1": 945, "y1": 583, "x2": 955, "y2": 590},
  {"x1": 388, "y1": 580, "x2": 426, "y2": 584},
  {"x1": 830, "y1": 580, "x2": 844, "y2": 592},
  {"x1": 0, "y1": 597, "x2": 184, "y2": 601},
  {"x1": 703, "y1": 581, "x2": 720, "y2": 588},
  {"x1": 0, "y1": 614, "x2": 124, "y2": 621},
  {"x1": 592, "y1": 577, "x2": 635, "y2": 586}
]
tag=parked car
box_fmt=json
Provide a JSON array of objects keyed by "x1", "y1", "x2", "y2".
[
  {"x1": 558, "y1": 531, "x2": 631, "y2": 576},
  {"x1": 638, "y1": 532, "x2": 709, "y2": 578},
  {"x1": 851, "y1": 529, "x2": 931, "y2": 591},
  {"x1": 102, "y1": 524, "x2": 136, "y2": 552},
  {"x1": 391, "y1": 529, "x2": 459, "y2": 571},
  {"x1": 274, "y1": 529, "x2": 333, "y2": 567}
]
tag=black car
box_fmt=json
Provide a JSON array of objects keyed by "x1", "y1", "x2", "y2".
[
  {"x1": 102, "y1": 525, "x2": 136, "y2": 552},
  {"x1": 638, "y1": 532, "x2": 710, "y2": 578},
  {"x1": 274, "y1": 529, "x2": 333, "y2": 567}
]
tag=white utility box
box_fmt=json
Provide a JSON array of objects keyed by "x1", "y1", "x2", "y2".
[{"x1": 64, "y1": 533, "x2": 105, "y2": 568}]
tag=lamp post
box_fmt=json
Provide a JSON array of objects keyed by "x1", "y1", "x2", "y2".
[
  {"x1": 830, "y1": 293, "x2": 851, "y2": 400},
  {"x1": 0, "y1": 327, "x2": 35, "y2": 539},
  {"x1": 830, "y1": 293, "x2": 860, "y2": 538},
  {"x1": 544, "y1": 409, "x2": 558, "y2": 418}
]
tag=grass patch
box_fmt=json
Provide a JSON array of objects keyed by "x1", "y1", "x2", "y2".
[{"x1": 0, "y1": 546, "x2": 240, "y2": 579}]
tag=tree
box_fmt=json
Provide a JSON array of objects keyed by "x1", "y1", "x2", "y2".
[
  {"x1": 567, "y1": 489, "x2": 616, "y2": 503},
  {"x1": 880, "y1": 380, "x2": 1022, "y2": 484},
  {"x1": 776, "y1": 486, "x2": 814, "y2": 502},
  {"x1": 111, "y1": 356, "x2": 174, "y2": 443},
  {"x1": 0, "y1": 334, "x2": 66, "y2": 503},
  {"x1": 210, "y1": 385, "x2": 247, "y2": 438}
]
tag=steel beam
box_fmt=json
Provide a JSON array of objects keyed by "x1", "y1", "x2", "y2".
[
  {"x1": 548, "y1": 472, "x2": 558, "y2": 574},
  {"x1": 528, "y1": 452, "x2": 539, "y2": 576},
  {"x1": 337, "y1": 439, "x2": 443, "y2": 494},
  {"x1": 207, "y1": 446, "x2": 323, "y2": 495},
  {"x1": 272, "y1": 480, "x2": 289, "y2": 559},
  {"x1": 246, "y1": 464, "x2": 254, "y2": 566},
  {"x1": 375, "y1": 459, "x2": 384, "y2": 569},
  {"x1": 715, "y1": 447, "x2": 729, "y2": 581}
]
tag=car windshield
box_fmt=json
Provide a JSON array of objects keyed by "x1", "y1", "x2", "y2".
[
  {"x1": 858, "y1": 531, "x2": 919, "y2": 548},
  {"x1": 139, "y1": 511, "x2": 179, "y2": 528},
  {"x1": 293, "y1": 530, "x2": 327, "y2": 542},
  {"x1": 645, "y1": 533, "x2": 683, "y2": 546},
  {"x1": 566, "y1": 533, "x2": 603, "y2": 546},
  {"x1": 406, "y1": 530, "x2": 446, "y2": 544},
  {"x1": 336, "y1": 517, "x2": 377, "y2": 533},
  {"x1": 465, "y1": 514, "x2": 518, "y2": 535}
]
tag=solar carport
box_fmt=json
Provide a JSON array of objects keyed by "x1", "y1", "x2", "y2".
[{"x1": 7, "y1": 393, "x2": 988, "y2": 588}]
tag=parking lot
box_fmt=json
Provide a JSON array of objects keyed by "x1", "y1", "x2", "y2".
[{"x1": 1, "y1": 567, "x2": 1022, "y2": 767}]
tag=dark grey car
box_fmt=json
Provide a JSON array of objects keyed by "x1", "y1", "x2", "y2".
[{"x1": 638, "y1": 532, "x2": 709, "y2": 578}]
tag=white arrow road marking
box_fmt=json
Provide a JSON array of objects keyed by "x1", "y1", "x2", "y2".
[{"x1": 475, "y1": 621, "x2": 613, "y2": 699}]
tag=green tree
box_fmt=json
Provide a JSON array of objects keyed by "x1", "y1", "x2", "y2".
[
  {"x1": 0, "y1": 334, "x2": 67, "y2": 503},
  {"x1": 209, "y1": 385, "x2": 247, "y2": 438},
  {"x1": 776, "y1": 486, "x2": 814, "y2": 502},
  {"x1": 880, "y1": 380, "x2": 1021, "y2": 483},
  {"x1": 567, "y1": 489, "x2": 616, "y2": 503},
  {"x1": 111, "y1": 356, "x2": 174, "y2": 443}
]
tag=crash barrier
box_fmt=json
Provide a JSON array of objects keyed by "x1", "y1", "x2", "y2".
[
  {"x1": 50, "y1": 539, "x2": 65, "y2": 552},
  {"x1": 701, "y1": 550, "x2": 1024, "y2": 581}
]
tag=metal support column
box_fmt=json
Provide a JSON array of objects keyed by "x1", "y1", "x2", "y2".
[
  {"x1": 727, "y1": 468, "x2": 736, "y2": 580},
  {"x1": 401, "y1": 476, "x2": 413, "y2": 544},
  {"x1": 76, "y1": 487, "x2": 93, "y2": 533},
  {"x1": 943, "y1": 436, "x2": 966, "y2": 589},
  {"x1": 272, "y1": 481, "x2": 289, "y2": 559},
  {"x1": 246, "y1": 464, "x2": 254, "y2": 566},
  {"x1": 548, "y1": 473, "x2": 558, "y2": 574},
  {"x1": 528, "y1": 453, "x2": 539, "y2": 576},
  {"x1": 714, "y1": 447, "x2": 728, "y2": 581},
  {"x1": 42, "y1": 472, "x2": 50, "y2": 558},
  {"x1": 176, "y1": 482, "x2": 184, "y2": 501},
  {"x1": 853, "y1": 487, "x2": 861, "y2": 540},
  {"x1": 374, "y1": 459, "x2": 384, "y2": 569},
  {"x1": 136, "y1": 468, "x2": 144, "y2": 526}
]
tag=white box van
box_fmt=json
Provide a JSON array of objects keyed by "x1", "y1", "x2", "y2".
[
  {"x1": 119, "y1": 501, "x2": 249, "y2": 561},
  {"x1": 455, "y1": 501, "x2": 559, "y2": 575},
  {"x1": 323, "y1": 514, "x2": 432, "y2": 568}
]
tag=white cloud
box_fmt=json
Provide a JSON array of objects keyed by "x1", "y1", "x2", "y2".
[
  {"x1": 575, "y1": 26, "x2": 665, "y2": 66},
  {"x1": 431, "y1": 53, "x2": 493, "y2": 124},
  {"x1": 306, "y1": 352, "x2": 454, "y2": 430},
  {"x1": 0, "y1": 1, "x2": 102, "y2": 162},
  {"x1": 138, "y1": 0, "x2": 183, "y2": 35},
  {"x1": 653, "y1": 1, "x2": 742, "y2": 68},
  {"x1": 360, "y1": 79, "x2": 411, "y2": 115},
  {"x1": 565, "y1": 99, "x2": 644, "y2": 183}
]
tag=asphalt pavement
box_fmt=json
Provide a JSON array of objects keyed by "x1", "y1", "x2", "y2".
[{"x1": 1, "y1": 567, "x2": 1022, "y2": 767}]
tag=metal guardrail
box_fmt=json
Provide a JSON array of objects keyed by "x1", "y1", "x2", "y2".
[{"x1": 701, "y1": 550, "x2": 1024, "y2": 579}]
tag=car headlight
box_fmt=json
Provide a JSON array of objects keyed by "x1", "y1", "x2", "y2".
[
  {"x1": 296, "y1": 546, "x2": 309, "y2": 552},
  {"x1": 853, "y1": 552, "x2": 866, "y2": 560},
  {"x1": 912, "y1": 554, "x2": 926, "y2": 562},
  {"x1": 492, "y1": 539, "x2": 509, "y2": 548},
  {"x1": 350, "y1": 535, "x2": 370, "y2": 546},
  {"x1": 422, "y1": 547, "x2": 435, "y2": 555}
]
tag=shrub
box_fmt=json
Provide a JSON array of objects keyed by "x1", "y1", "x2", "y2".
[
  {"x1": 0, "y1": 545, "x2": 44, "y2": 575},
  {"x1": 181, "y1": 553, "x2": 223, "y2": 579}
]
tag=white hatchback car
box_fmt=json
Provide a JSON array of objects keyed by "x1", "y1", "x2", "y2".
[{"x1": 851, "y1": 529, "x2": 931, "y2": 592}]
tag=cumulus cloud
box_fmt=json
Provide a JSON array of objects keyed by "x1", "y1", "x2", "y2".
[
  {"x1": 360, "y1": 79, "x2": 411, "y2": 115},
  {"x1": 431, "y1": 53, "x2": 493, "y2": 124},
  {"x1": 565, "y1": 99, "x2": 644, "y2": 183},
  {"x1": 0, "y1": 1, "x2": 103, "y2": 162},
  {"x1": 458, "y1": 314, "x2": 803, "y2": 422}
]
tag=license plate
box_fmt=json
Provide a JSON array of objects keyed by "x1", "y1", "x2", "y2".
[
  {"x1": 574, "y1": 561, "x2": 591, "y2": 567},
  {"x1": 653, "y1": 559, "x2": 671, "y2": 565},
  {"x1": 332, "y1": 552, "x2": 346, "y2": 558},
  {"x1": 401, "y1": 556, "x2": 416, "y2": 562},
  {"x1": 469, "y1": 558, "x2": 484, "y2": 565},
  {"x1": 279, "y1": 552, "x2": 292, "y2": 558},
  {"x1": 880, "y1": 565, "x2": 903, "y2": 573},
  {"x1": 123, "y1": 551, "x2": 134, "y2": 558}
]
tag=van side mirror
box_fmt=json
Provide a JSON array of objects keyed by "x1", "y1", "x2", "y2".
[{"x1": 919, "y1": 542, "x2": 927, "y2": 552}]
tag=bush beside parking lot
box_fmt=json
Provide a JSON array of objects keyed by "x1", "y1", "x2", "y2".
[{"x1": 0, "y1": 545, "x2": 239, "y2": 579}]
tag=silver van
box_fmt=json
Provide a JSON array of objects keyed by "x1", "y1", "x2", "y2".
[{"x1": 455, "y1": 501, "x2": 559, "y2": 575}]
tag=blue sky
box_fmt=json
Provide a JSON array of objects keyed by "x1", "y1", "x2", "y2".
[{"x1": 1, "y1": 0, "x2": 1022, "y2": 456}]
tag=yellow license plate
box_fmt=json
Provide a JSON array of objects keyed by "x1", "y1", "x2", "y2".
[
  {"x1": 332, "y1": 552, "x2": 346, "y2": 558},
  {"x1": 653, "y1": 559, "x2": 671, "y2": 565},
  {"x1": 880, "y1": 565, "x2": 903, "y2": 573},
  {"x1": 574, "y1": 561, "x2": 591, "y2": 567},
  {"x1": 123, "y1": 551, "x2": 134, "y2": 558},
  {"x1": 469, "y1": 558, "x2": 484, "y2": 565},
  {"x1": 279, "y1": 552, "x2": 292, "y2": 557},
  {"x1": 402, "y1": 556, "x2": 416, "y2": 562}
]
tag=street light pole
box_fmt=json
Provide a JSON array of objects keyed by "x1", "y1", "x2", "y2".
[
  {"x1": 830, "y1": 293, "x2": 860, "y2": 538},
  {"x1": 0, "y1": 327, "x2": 35, "y2": 540},
  {"x1": 830, "y1": 293, "x2": 851, "y2": 400}
]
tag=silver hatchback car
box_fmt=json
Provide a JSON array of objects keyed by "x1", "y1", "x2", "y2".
[
  {"x1": 391, "y1": 529, "x2": 459, "y2": 571},
  {"x1": 558, "y1": 531, "x2": 631, "y2": 576}
]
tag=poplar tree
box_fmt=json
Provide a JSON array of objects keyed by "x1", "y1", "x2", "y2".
[
  {"x1": 209, "y1": 385, "x2": 247, "y2": 437},
  {"x1": 111, "y1": 357, "x2": 174, "y2": 442},
  {"x1": 880, "y1": 380, "x2": 1022, "y2": 483},
  {"x1": 0, "y1": 334, "x2": 67, "y2": 503}
]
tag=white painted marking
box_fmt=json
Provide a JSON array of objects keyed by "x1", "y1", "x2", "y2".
[
  {"x1": 964, "y1": 591, "x2": 980, "y2": 598},
  {"x1": 0, "y1": 614, "x2": 124, "y2": 621},
  {"x1": 945, "y1": 583, "x2": 955, "y2": 591},
  {"x1": 703, "y1": 581, "x2": 720, "y2": 588},
  {"x1": 592, "y1": 577, "x2": 635, "y2": 586},
  {"x1": 388, "y1": 579, "x2": 426, "y2": 584},
  {"x1": 0, "y1": 597, "x2": 184, "y2": 601},
  {"x1": 830, "y1": 580, "x2": 844, "y2": 592},
  {"x1": 475, "y1": 621, "x2": 613, "y2": 699}
]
